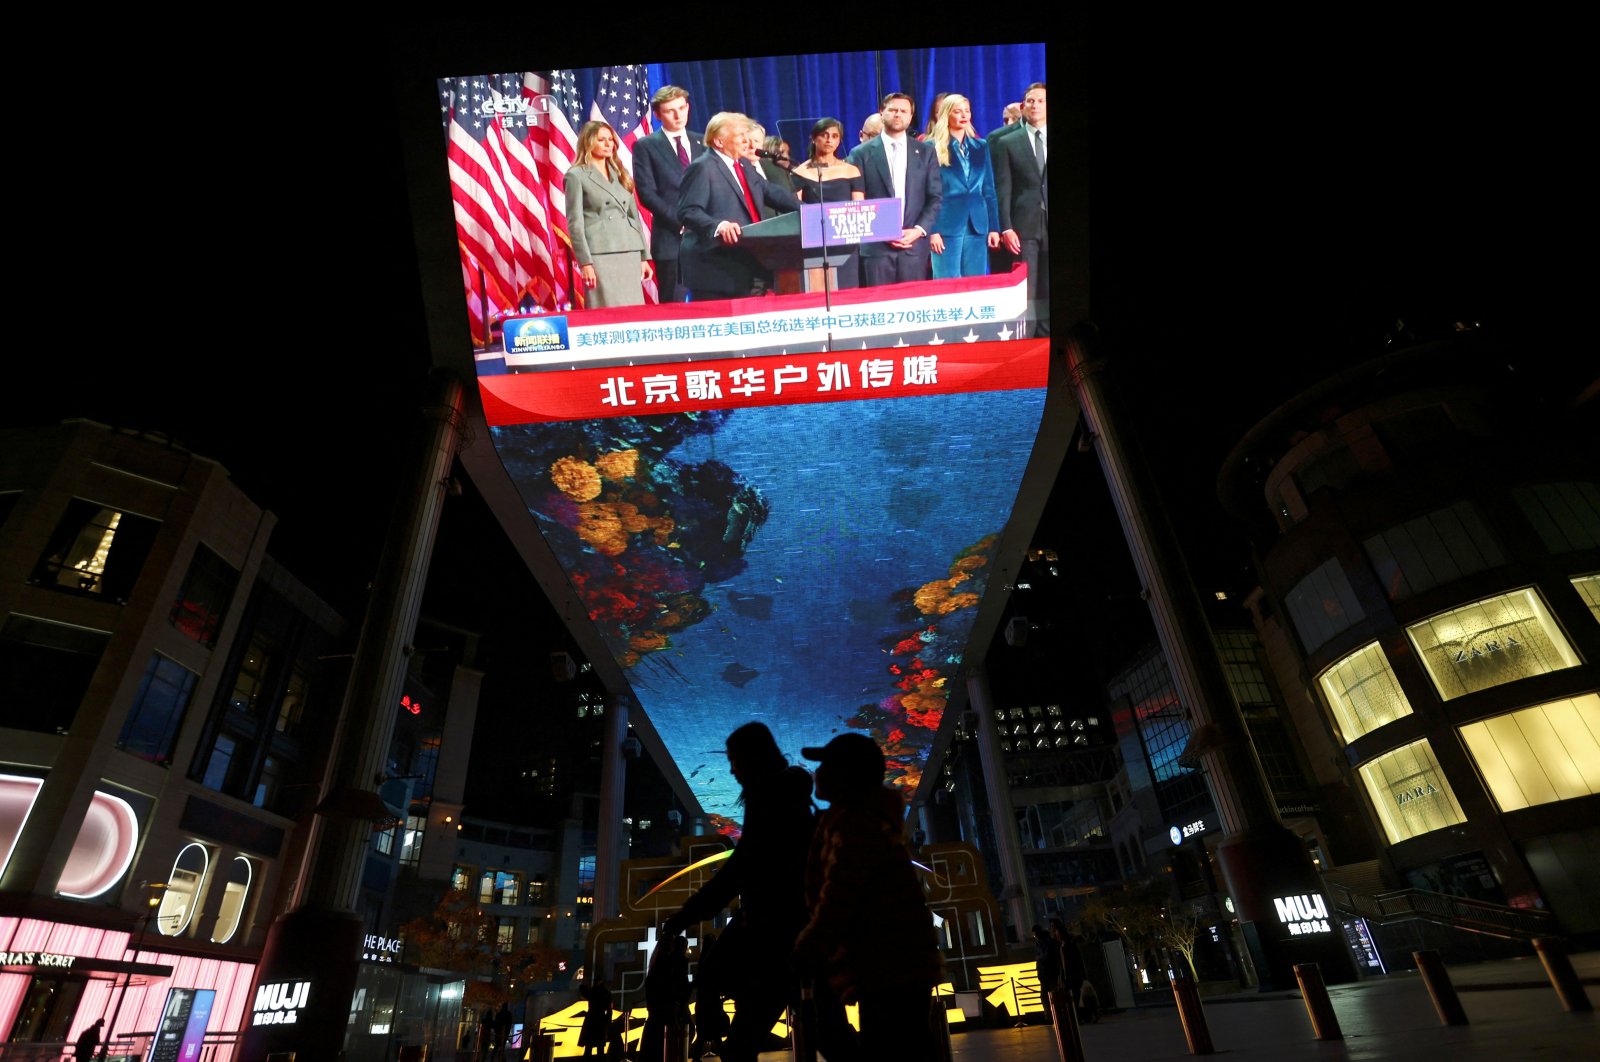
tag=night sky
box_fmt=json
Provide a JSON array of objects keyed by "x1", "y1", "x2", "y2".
[{"x1": 17, "y1": 16, "x2": 1581, "y2": 821}]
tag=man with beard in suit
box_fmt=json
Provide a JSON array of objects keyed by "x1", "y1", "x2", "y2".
[
  {"x1": 993, "y1": 82, "x2": 1050, "y2": 334},
  {"x1": 847, "y1": 92, "x2": 941, "y2": 286},
  {"x1": 676, "y1": 111, "x2": 801, "y2": 300},
  {"x1": 633, "y1": 85, "x2": 704, "y2": 302}
]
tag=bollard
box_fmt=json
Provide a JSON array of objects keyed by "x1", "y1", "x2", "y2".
[
  {"x1": 790, "y1": 984, "x2": 817, "y2": 1062},
  {"x1": 1169, "y1": 967, "x2": 1214, "y2": 1055},
  {"x1": 1293, "y1": 963, "x2": 1344, "y2": 1040},
  {"x1": 1412, "y1": 949, "x2": 1469, "y2": 1026},
  {"x1": 928, "y1": 989, "x2": 955, "y2": 1062},
  {"x1": 1046, "y1": 986, "x2": 1088, "y2": 1062},
  {"x1": 1533, "y1": 937, "x2": 1594, "y2": 1013}
]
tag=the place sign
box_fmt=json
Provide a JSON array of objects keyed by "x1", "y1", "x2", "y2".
[
  {"x1": 363, "y1": 934, "x2": 403, "y2": 962},
  {"x1": 251, "y1": 980, "x2": 311, "y2": 1025},
  {"x1": 1273, "y1": 893, "x2": 1333, "y2": 936},
  {"x1": 1169, "y1": 819, "x2": 1207, "y2": 845}
]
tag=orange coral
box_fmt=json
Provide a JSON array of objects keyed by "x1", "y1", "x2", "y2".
[
  {"x1": 575, "y1": 503, "x2": 628, "y2": 556},
  {"x1": 914, "y1": 575, "x2": 979, "y2": 616},
  {"x1": 550, "y1": 456, "x2": 603, "y2": 501},
  {"x1": 951, "y1": 554, "x2": 986, "y2": 574},
  {"x1": 629, "y1": 631, "x2": 668, "y2": 652},
  {"x1": 595, "y1": 449, "x2": 640, "y2": 481}
]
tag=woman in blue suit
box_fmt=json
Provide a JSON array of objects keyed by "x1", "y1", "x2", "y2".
[{"x1": 927, "y1": 94, "x2": 1000, "y2": 278}]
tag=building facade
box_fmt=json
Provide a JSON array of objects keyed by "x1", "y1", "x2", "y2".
[
  {"x1": 0, "y1": 421, "x2": 350, "y2": 1056},
  {"x1": 1220, "y1": 336, "x2": 1600, "y2": 941}
]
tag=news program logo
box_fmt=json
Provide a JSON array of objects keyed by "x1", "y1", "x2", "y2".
[{"x1": 506, "y1": 316, "x2": 570, "y2": 361}]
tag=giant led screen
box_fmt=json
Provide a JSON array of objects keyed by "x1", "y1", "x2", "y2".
[{"x1": 433, "y1": 41, "x2": 1054, "y2": 828}]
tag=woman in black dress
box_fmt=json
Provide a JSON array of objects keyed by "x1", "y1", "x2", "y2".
[{"x1": 790, "y1": 118, "x2": 864, "y2": 290}]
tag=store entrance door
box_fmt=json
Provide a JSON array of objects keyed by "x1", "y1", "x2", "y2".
[{"x1": 6, "y1": 973, "x2": 87, "y2": 1043}]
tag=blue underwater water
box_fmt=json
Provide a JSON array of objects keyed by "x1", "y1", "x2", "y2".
[{"x1": 490, "y1": 385, "x2": 1048, "y2": 823}]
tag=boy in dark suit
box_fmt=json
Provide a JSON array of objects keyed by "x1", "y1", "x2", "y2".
[{"x1": 633, "y1": 86, "x2": 704, "y2": 302}]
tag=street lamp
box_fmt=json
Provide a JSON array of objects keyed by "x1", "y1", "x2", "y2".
[{"x1": 99, "y1": 882, "x2": 165, "y2": 1061}]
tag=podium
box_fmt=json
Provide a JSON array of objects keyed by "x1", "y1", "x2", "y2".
[
  {"x1": 739, "y1": 197, "x2": 904, "y2": 294},
  {"x1": 739, "y1": 212, "x2": 853, "y2": 293}
]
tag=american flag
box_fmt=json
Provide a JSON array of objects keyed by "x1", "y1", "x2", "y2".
[{"x1": 441, "y1": 67, "x2": 644, "y2": 344}]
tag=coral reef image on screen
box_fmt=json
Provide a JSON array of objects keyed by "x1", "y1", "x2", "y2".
[{"x1": 489, "y1": 385, "x2": 1047, "y2": 829}]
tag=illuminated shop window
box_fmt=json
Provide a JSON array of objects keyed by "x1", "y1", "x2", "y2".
[
  {"x1": 156, "y1": 843, "x2": 210, "y2": 937},
  {"x1": 1357, "y1": 740, "x2": 1467, "y2": 844},
  {"x1": 1284, "y1": 558, "x2": 1365, "y2": 654},
  {"x1": 211, "y1": 856, "x2": 254, "y2": 942},
  {"x1": 1362, "y1": 501, "x2": 1504, "y2": 602},
  {"x1": 480, "y1": 870, "x2": 521, "y2": 905},
  {"x1": 1459, "y1": 694, "x2": 1600, "y2": 812},
  {"x1": 1406, "y1": 588, "x2": 1581, "y2": 701},
  {"x1": 1317, "y1": 642, "x2": 1415, "y2": 743},
  {"x1": 30, "y1": 499, "x2": 161, "y2": 602},
  {"x1": 1514, "y1": 482, "x2": 1600, "y2": 553},
  {"x1": 56, "y1": 790, "x2": 141, "y2": 899},
  {"x1": 1573, "y1": 574, "x2": 1600, "y2": 625},
  {"x1": 399, "y1": 814, "x2": 426, "y2": 867}
]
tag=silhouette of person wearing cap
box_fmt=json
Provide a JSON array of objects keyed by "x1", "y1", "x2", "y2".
[
  {"x1": 795, "y1": 733, "x2": 943, "y2": 1059},
  {"x1": 661, "y1": 722, "x2": 815, "y2": 1062}
]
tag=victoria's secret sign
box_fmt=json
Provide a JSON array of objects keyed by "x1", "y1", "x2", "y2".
[{"x1": 0, "y1": 950, "x2": 76, "y2": 968}]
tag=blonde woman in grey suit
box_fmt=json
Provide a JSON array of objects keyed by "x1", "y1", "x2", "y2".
[{"x1": 567, "y1": 121, "x2": 654, "y2": 307}]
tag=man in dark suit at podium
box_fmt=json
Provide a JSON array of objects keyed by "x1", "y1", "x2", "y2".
[
  {"x1": 676, "y1": 111, "x2": 800, "y2": 301},
  {"x1": 633, "y1": 86, "x2": 704, "y2": 302},
  {"x1": 847, "y1": 92, "x2": 941, "y2": 287},
  {"x1": 994, "y1": 82, "x2": 1049, "y2": 334}
]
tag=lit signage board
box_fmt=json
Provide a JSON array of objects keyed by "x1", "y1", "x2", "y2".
[
  {"x1": 1169, "y1": 819, "x2": 1207, "y2": 845},
  {"x1": 1272, "y1": 893, "x2": 1333, "y2": 936},
  {"x1": 147, "y1": 988, "x2": 215, "y2": 1062},
  {"x1": 430, "y1": 40, "x2": 1053, "y2": 828},
  {"x1": 251, "y1": 980, "x2": 311, "y2": 1026}
]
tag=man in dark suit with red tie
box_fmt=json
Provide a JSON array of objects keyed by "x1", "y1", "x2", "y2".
[
  {"x1": 847, "y1": 92, "x2": 942, "y2": 287},
  {"x1": 993, "y1": 82, "x2": 1049, "y2": 334},
  {"x1": 676, "y1": 111, "x2": 801, "y2": 301},
  {"x1": 633, "y1": 86, "x2": 704, "y2": 302}
]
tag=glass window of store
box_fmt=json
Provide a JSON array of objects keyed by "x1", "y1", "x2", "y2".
[
  {"x1": 156, "y1": 843, "x2": 211, "y2": 937},
  {"x1": 1572, "y1": 573, "x2": 1600, "y2": 625},
  {"x1": 169, "y1": 544, "x2": 239, "y2": 647},
  {"x1": 1514, "y1": 482, "x2": 1600, "y2": 553},
  {"x1": 1, "y1": 614, "x2": 110, "y2": 735},
  {"x1": 1406, "y1": 588, "x2": 1582, "y2": 700},
  {"x1": 1459, "y1": 693, "x2": 1600, "y2": 812},
  {"x1": 1357, "y1": 739, "x2": 1468, "y2": 844},
  {"x1": 29, "y1": 498, "x2": 161, "y2": 602},
  {"x1": 1363, "y1": 501, "x2": 1505, "y2": 602},
  {"x1": 212, "y1": 856, "x2": 254, "y2": 942},
  {"x1": 1284, "y1": 558, "x2": 1366, "y2": 653},
  {"x1": 117, "y1": 653, "x2": 200, "y2": 766},
  {"x1": 1317, "y1": 641, "x2": 1416, "y2": 742}
]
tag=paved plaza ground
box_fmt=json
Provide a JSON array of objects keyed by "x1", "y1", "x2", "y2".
[{"x1": 757, "y1": 951, "x2": 1599, "y2": 1061}]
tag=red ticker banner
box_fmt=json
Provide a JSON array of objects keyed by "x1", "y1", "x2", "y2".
[{"x1": 480, "y1": 339, "x2": 1047, "y2": 426}]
